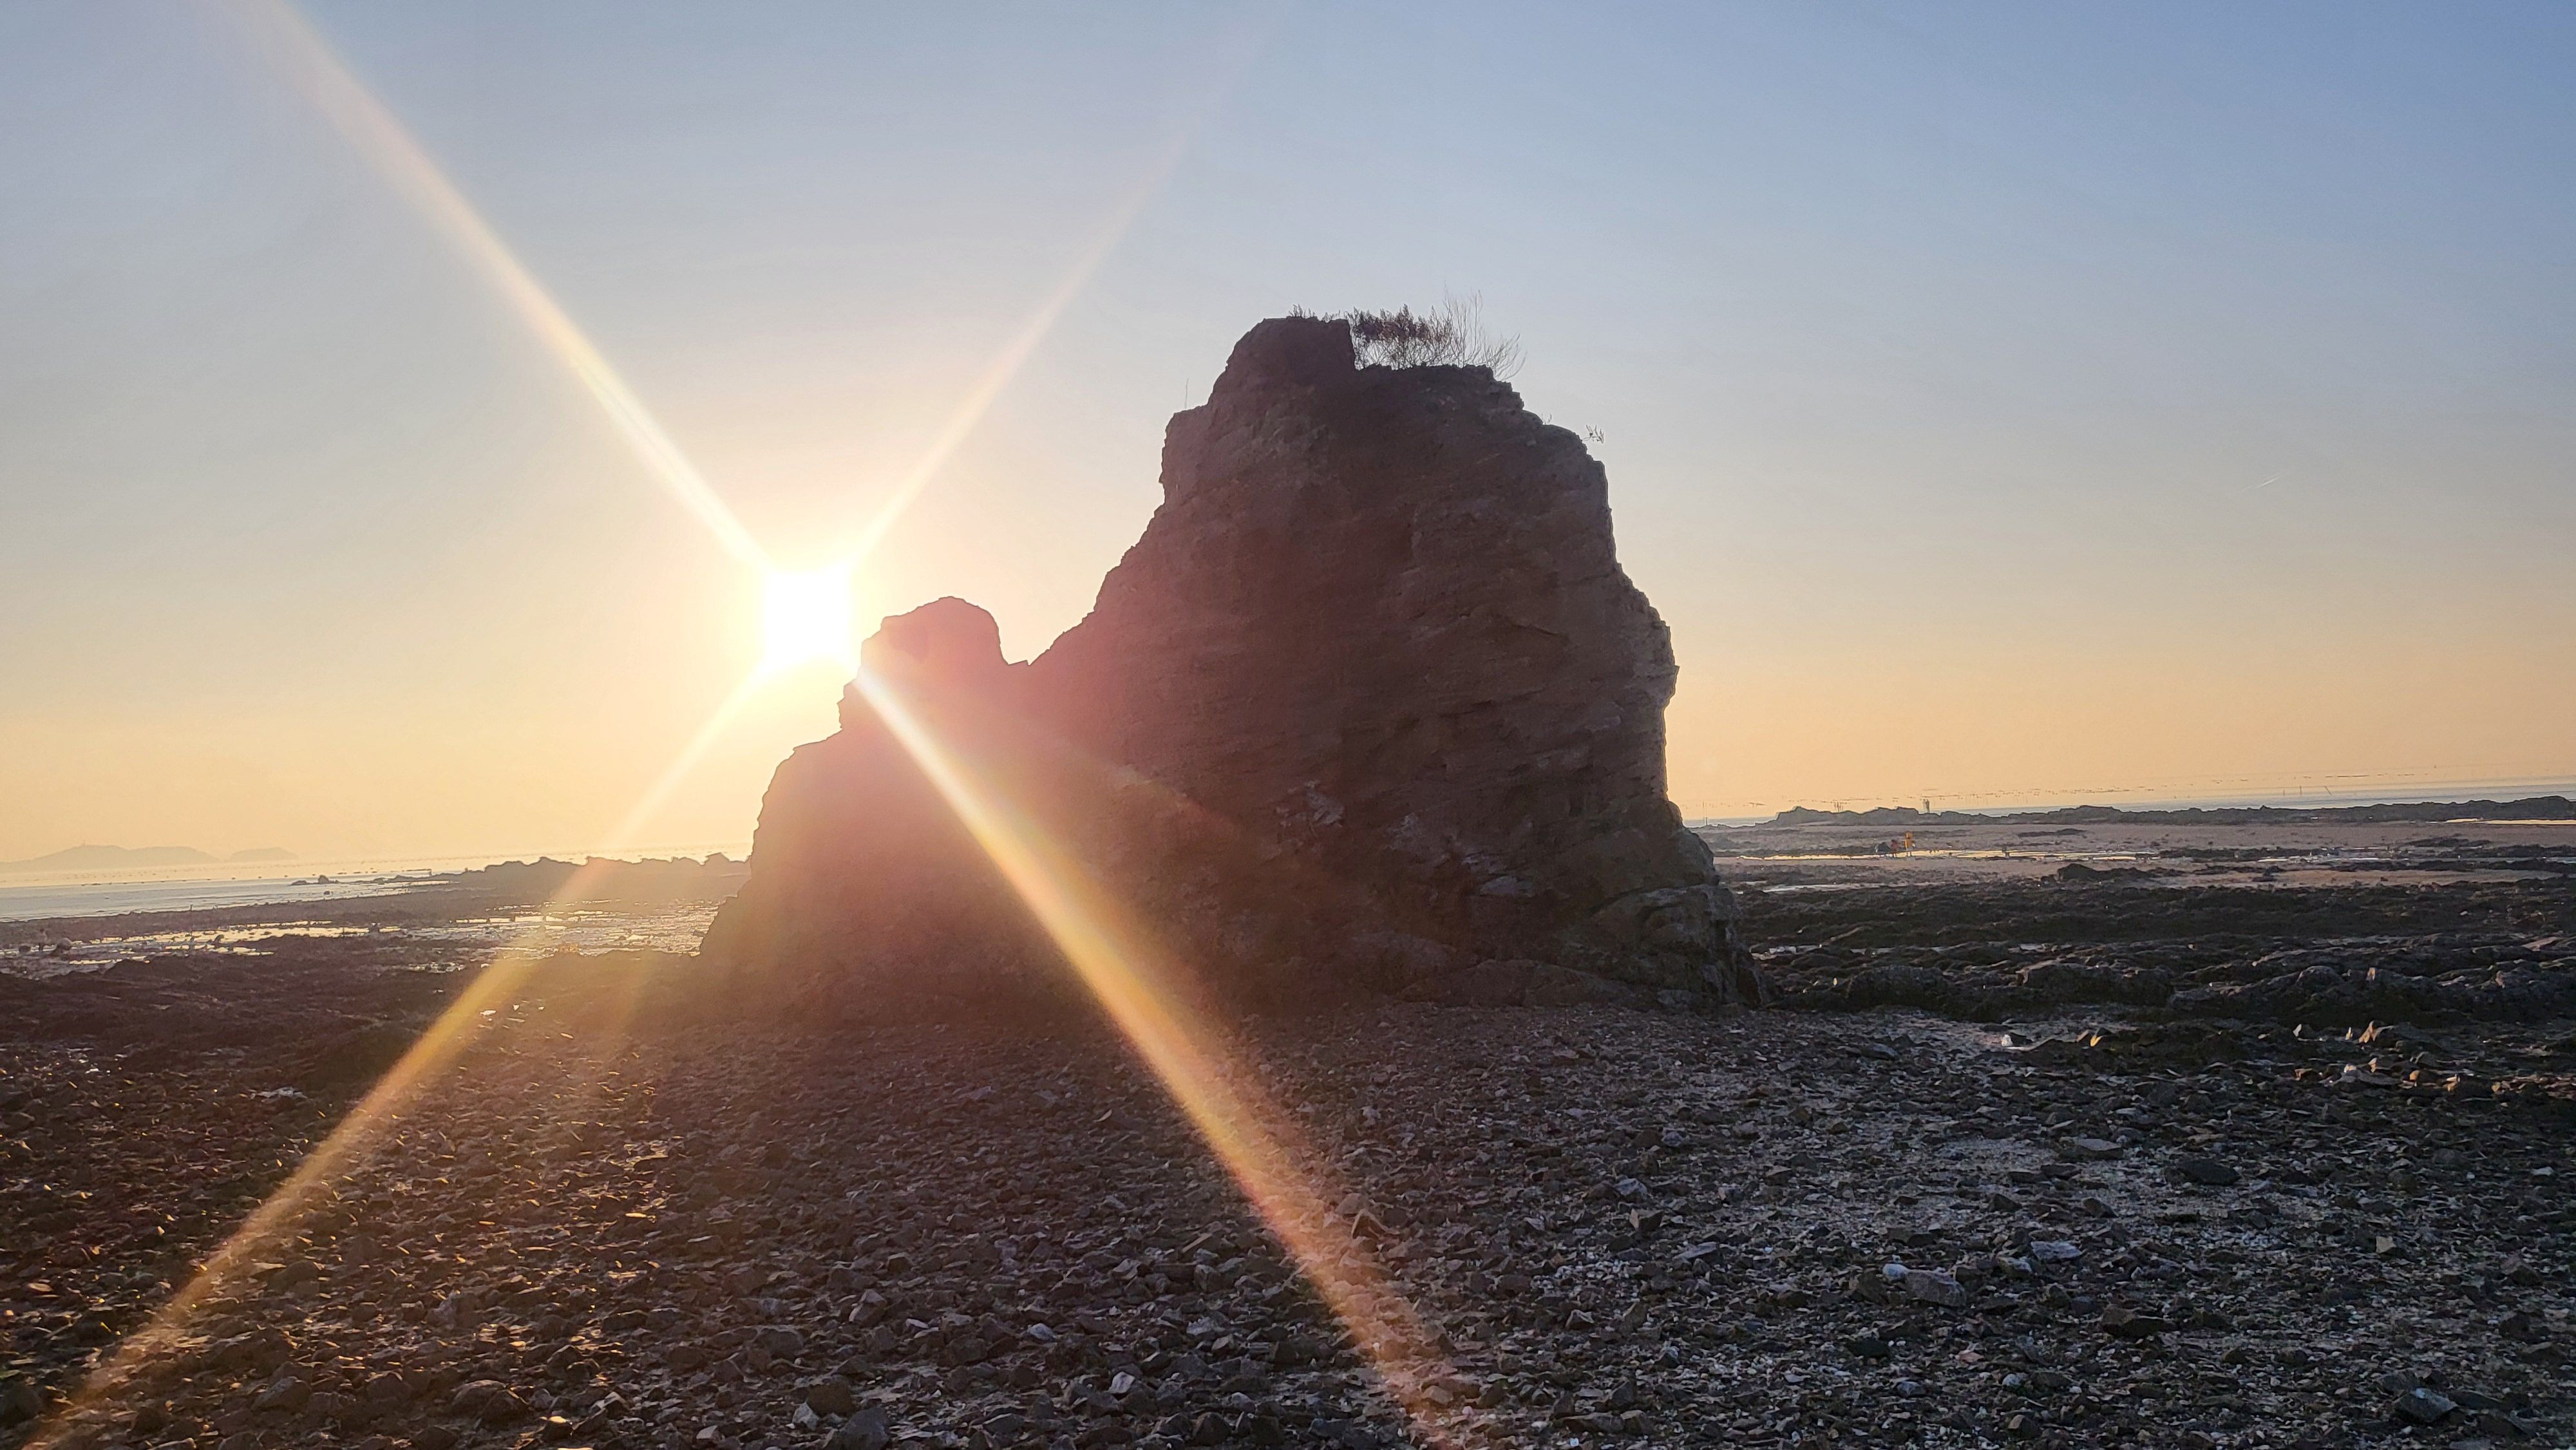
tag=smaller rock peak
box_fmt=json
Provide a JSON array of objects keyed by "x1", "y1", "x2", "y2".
[{"x1": 858, "y1": 597, "x2": 1009, "y2": 692}]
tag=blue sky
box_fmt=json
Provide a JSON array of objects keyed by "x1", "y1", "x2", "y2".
[{"x1": 2, "y1": 1, "x2": 2570, "y2": 858}]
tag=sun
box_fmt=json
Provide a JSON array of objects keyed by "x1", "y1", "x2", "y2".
[{"x1": 761, "y1": 565, "x2": 855, "y2": 672}]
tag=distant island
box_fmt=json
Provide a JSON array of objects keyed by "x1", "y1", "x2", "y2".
[
  {"x1": 1763, "y1": 795, "x2": 2576, "y2": 827},
  {"x1": 0, "y1": 843, "x2": 296, "y2": 874}
]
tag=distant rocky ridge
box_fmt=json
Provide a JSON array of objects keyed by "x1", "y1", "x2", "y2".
[
  {"x1": 704, "y1": 315, "x2": 1760, "y2": 1010},
  {"x1": 1765, "y1": 796, "x2": 2576, "y2": 829},
  {"x1": 0, "y1": 844, "x2": 296, "y2": 874},
  {"x1": 446, "y1": 854, "x2": 746, "y2": 905}
]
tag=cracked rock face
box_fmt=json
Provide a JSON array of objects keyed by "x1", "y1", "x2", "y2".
[{"x1": 704, "y1": 316, "x2": 1757, "y2": 1008}]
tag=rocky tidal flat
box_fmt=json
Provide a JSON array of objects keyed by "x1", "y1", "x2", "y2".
[{"x1": 3, "y1": 836, "x2": 2571, "y2": 1450}]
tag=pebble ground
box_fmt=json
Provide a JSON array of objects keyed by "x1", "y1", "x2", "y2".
[{"x1": 5, "y1": 946, "x2": 2570, "y2": 1450}]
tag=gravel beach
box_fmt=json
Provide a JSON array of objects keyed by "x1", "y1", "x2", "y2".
[{"x1": 3, "y1": 825, "x2": 2570, "y2": 1450}]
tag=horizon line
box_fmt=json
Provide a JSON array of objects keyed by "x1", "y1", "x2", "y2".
[{"x1": 1692, "y1": 777, "x2": 2576, "y2": 826}]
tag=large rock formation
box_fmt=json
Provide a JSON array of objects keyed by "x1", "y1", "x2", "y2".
[{"x1": 703, "y1": 317, "x2": 1759, "y2": 1010}]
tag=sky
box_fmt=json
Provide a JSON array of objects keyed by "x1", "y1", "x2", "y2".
[{"x1": 3, "y1": 1, "x2": 2571, "y2": 863}]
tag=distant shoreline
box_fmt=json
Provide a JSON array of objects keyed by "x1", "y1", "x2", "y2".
[
  {"x1": 1730, "y1": 793, "x2": 2576, "y2": 829},
  {"x1": 0, "y1": 842, "x2": 753, "y2": 887},
  {"x1": 0, "y1": 850, "x2": 751, "y2": 925}
]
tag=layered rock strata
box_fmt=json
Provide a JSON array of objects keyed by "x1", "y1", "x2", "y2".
[{"x1": 702, "y1": 316, "x2": 1760, "y2": 1010}]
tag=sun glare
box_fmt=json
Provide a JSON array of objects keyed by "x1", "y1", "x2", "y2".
[{"x1": 762, "y1": 565, "x2": 855, "y2": 672}]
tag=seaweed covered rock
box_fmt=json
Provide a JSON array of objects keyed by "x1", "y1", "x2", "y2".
[{"x1": 703, "y1": 316, "x2": 1757, "y2": 1010}]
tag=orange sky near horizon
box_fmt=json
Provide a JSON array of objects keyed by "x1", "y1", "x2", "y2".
[{"x1": 3, "y1": 3, "x2": 2571, "y2": 864}]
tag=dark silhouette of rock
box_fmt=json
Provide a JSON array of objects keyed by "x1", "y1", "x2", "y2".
[{"x1": 703, "y1": 315, "x2": 1759, "y2": 1008}]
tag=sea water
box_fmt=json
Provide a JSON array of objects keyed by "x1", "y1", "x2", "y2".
[{"x1": 0, "y1": 873, "x2": 421, "y2": 922}]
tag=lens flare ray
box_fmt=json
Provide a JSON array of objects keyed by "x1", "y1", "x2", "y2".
[
  {"x1": 598, "y1": 667, "x2": 773, "y2": 856},
  {"x1": 225, "y1": 0, "x2": 769, "y2": 570},
  {"x1": 851, "y1": 672, "x2": 1471, "y2": 1447},
  {"x1": 32, "y1": 12, "x2": 1464, "y2": 1449},
  {"x1": 28, "y1": 673, "x2": 1473, "y2": 1450},
  {"x1": 18, "y1": 901, "x2": 603, "y2": 1449},
  {"x1": 842, "y1": 138, "x2": 1190, "y2": 569}
]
